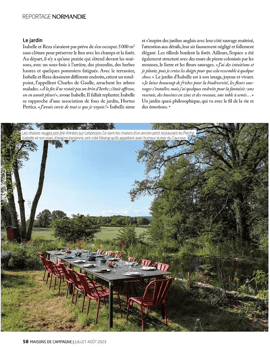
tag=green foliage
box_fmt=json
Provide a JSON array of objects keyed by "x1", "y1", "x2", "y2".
[
  {"x1": 97, "y1": 215, "x2": 151, "y2": 227},
  {"x1": 1, "y1": 237, "x2": 64, "y2": 269},
  {"x1": 250, "y1": 270, "x2": 268, "y2": 291},
  {"x1": 177, "y1": 233, "x2": 253, "y2": 259},
  {"x1": 127, "y1": 242, "x2": 154, "y2": 260},
  {"x1": 132, "y1": 123, "x2": 268, "y2": 252},
  {"x1": 51, "y1": 215, "x2": 100, "y2": 243},
  {"x1": 193, "y1": 318, "x2": 203, "y2": 331},
  {"x1": 93, "y1": 237, "x2": 119, "y2": 250},
  {"x1": 51, "y1": 210, "x2": 67, "y2": 220},
  {"x1": 116, "y1": 224, "x2": 138, "y2": 248},
  {"x1": 36, "y1": 209, "x2": 52, "y2": 228},
  {"x1": 1, "y1": 130, "x2": 20, "y2": 188},
  {"x1": 136, "y1": 217, "x2": 150, "y2": 226},
  {"x1": 110, "y1": 216, "x2": 129, "y2": 226}
]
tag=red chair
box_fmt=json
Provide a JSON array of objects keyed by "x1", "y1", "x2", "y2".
[
  {"x1": 126, "y1": 277, "x2": 174, "y2": 331},
  {"x1": 139, "y1": 259, "x2": 152, "y2": 267},
  {"x1": 38, "y1": 253, "x2": 50, "y2": 282},
  {"x1": 58, "y1": 262, "x2": 76, "y2": 298},
  {"x1": 77, "y1": 272, "x2": 123, "y2": 324},
  {"x1": 105, "y1": 251, "x2": 113, "y2": 256},
  {"x1": 96, "y1": 249, "x2": 103, "y2": 254},
  {"x1": 125, "y1": 258, "x2": 152, "y2": 304},
  {"x1": 146, "y1": 263, "x2": 170, "y2": 284},
  {"x1": 66, "y1": 268, "x2": 101, "y2": 311},
  {"x1": 125, "y1": 256, "x2": 137, "y2": 262},
  {"x1": 45, "y1": 259, "x2": 66, "y2": 294},
  {"x1": 114, "y1": 253, "x2": 122, "y2": 259},
  {"x1": 67, "y1": 268, "x2": 87, "y2": 307},
  {"x1": 153, "y1": 262, "x2": 170, "y2": 271}
]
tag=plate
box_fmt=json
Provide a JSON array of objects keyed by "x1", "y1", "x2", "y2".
[
  {"x1": 73, "y1": 260, "x2": 86, "y2": 263},
  {"x1": 54, "y1": 252, "x2": 64, "y2": 255},
  {"x1": 124, "y1": 272, "x2": 142, "y2": 276},
  {"x1": 64, "y1": 256, "x2": 74, "y2": 259},
  {"x1": 141, "y1": 266, "x2": 156, "y2": 271},
  {"x1": 125, "y1": 262, "x2": 137, "y2": 266}
]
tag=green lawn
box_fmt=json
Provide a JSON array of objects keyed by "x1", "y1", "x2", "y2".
[
  {"x1": 1, "y1": 226, "x2": 148, "y2": 241},
  {"x1": 1, "y1": 269, "x2": 267, "y2": 332},
  {"x1": 1, "y1": 227, "x2": 54, "y2": 240},
  {"x1": 95, "y1": 226, "x2": 148, "y2": 240}
]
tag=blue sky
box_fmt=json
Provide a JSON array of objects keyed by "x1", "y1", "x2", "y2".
[{"x1": 17, "y1": 123, "x2": 154, "y2": 219}]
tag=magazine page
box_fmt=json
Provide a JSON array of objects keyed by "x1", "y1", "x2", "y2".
[{"x1": 1, "y1": 0, "x2": 269, "y2": 346}]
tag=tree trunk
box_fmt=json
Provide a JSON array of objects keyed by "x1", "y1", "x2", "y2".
[
  {"x1": 1, "y1": 205, "x2": 12, "y2": 229},
  {"x1": 1, "y1": 123, "x2": 20, "y2": 239},
  {"x1": 13, "y1": 159, "x2": 27, "y2": 240},
  {"x1": 27, "y1": 140, "x2": 49, "y2": 240},
  {"x1": 233, "y1": 194, "x2": 250, "y2": 243},
  {"x1": 5, "y1": 171, "x2": 19, "y2": 230}
]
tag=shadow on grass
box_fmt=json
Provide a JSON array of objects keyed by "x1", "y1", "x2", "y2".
[
  {"x1": 1, "y1": 270, "x2": 35, "y2": 288},
  {"x1": 165, "y1": 281, "x2": 266, "y2": 331},
  {"x1": 67, "y1": 279, "x2": 267, "y2": 332}
]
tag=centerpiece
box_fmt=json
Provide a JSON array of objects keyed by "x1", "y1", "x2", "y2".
[{"x1": 108, "y1": 262, "x2": 115, "y2": 268}]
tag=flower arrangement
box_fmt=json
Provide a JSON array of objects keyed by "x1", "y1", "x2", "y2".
[{"x1": 108, "y1": 262, "x2": 115, "y2": 268}]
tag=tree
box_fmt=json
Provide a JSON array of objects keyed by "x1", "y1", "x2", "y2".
[
  {"x1": 51, "y1": 214, "x2": 100, "y2": 243},
  {"x1": 130, "y1": 123, "x2": 268, "y2": 244},
  {"x1": 36, "y1": 209, "x2": 52, "y2": 228},
  {"x1": 1, "y1": 123, "x2": 114, "y2": 241},
  {"x1": 51, "y1": 210, "x2": 67, "y2": 220},
  {"x1": 136, "y1": 217, "x2": 150, "y2": 226},
  {"x1": 148, "y1": 157, "x2": 203, "y2": 245},
  {"x1": 1, "y1": 124, "x2": 36, "y2": 234},
  {"x1": 110, "y1": 216, "x2": 129, "y2": 226},
  {"x1": 116, "y1": 223, "x2": 137, "y2": 248}
]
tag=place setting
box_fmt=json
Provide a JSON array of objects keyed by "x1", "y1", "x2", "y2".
[
  {"x1": 123, "y1": 271, "x2": 142, "y2": 276},
  {"x1": 141, "y1": 266, "x2": 156, "y2": 271}
]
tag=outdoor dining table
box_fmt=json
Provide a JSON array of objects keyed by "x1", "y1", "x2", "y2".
[{"x1": 46, "y1": 250, "x2": 171, "y2": 328}]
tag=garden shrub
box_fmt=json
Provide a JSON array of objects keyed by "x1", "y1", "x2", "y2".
[
  {"x1": 51, "y1": 215, "x2": 100, "y2": 243},
  {"x1": 116, "y1": 224, "x2": 137, "y2": 248},
  {"x1": 94, "y1": 238, "x2": 119, "y2": 250},
  {"x1": 1, "y1": 237, "x2": 64, "y2": 270}
]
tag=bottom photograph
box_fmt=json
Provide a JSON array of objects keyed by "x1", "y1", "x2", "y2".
[{"x1": 1, "y1": 123, "x2": 268, "y2": 332}]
